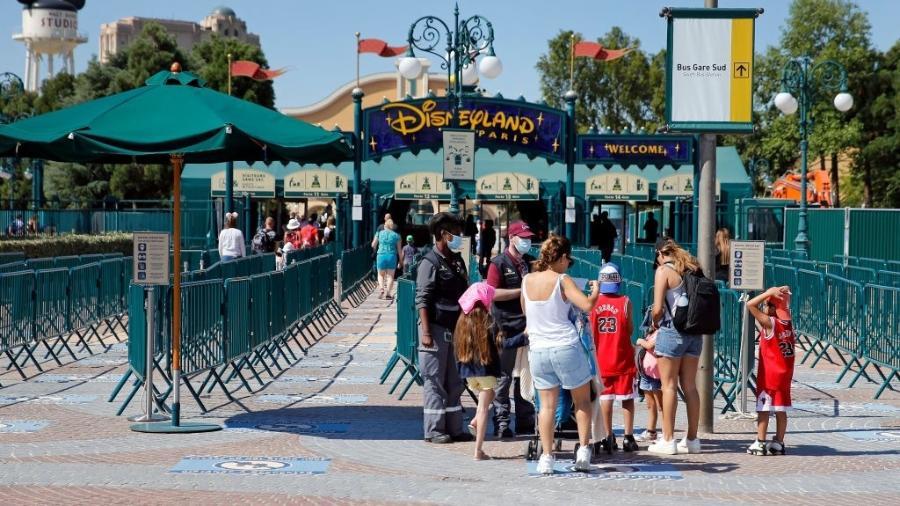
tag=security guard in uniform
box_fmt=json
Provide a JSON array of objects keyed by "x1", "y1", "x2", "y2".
[
  {"x1": 416, "y1": 212, "x2": 472, "y2": 444},
  {"x1": 485, "y1": 220, "x2": 537, "y2": 437}
]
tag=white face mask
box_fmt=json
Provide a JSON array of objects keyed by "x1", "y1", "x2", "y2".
[{"x1": 514, "y1": 237, "x2": 532, "y2": 254}]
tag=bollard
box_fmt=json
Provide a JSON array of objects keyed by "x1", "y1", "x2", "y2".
[
  {"x1": 128, "y1": 288, "x2": 169, "y2": 423},
  {"x1": 335, "y1": 259, "x2": 343, "y2": 304}
]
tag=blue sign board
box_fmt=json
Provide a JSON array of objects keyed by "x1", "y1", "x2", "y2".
[
  {"x1": 363, "y1": 97, "x2": 566, "y2": 163},
  {"x1": 577, "y1": 135, "x2": 694, "y2": 168}
]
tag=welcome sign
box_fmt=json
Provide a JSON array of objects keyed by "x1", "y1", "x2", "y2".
[
  {"x1": 577, "y1": 135, "x2": 693, "y2": 167},
  {"x1": 363, "y1": 97, "x2": 566, "y2": 162}
]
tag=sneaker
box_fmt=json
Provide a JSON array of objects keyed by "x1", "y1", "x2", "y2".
[
  {"x1": 574, "y1": 445, "x2": 592, "y2": 471},
  {"x1": 747, "y1": 439, "x2": 767, "y2": 456},
  {"x1": 425, "y1": 433, "x2": 452, "y2": 444},
  {"x1": 622, "y1": 434, "x2": 639, "y2": 452},
  {"x1": 647, "y1": 438, "x2": 677, "y2": 455},
  {"x1": 536, "y1": 453, "x2": 555, "y2": 475},
  {"x1": 768, "y1": 440, "x2": 785, "y2": 455},
  {"x1": 677, "y1": 437, "x2": 702, "y2": 454},
  {"x1": 634, "y1": 429, "x2": 658, "y2": 443}
]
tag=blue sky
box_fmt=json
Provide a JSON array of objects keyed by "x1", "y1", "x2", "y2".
[{"x1": 1, "y1": 0, "x2": 897, "y2": 109}]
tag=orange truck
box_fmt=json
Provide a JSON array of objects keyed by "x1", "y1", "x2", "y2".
[{"x1": 770, "y1": 169, "x2": 832, "y2": 207}]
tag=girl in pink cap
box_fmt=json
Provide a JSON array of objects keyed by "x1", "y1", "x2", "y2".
[
  {"x1": 454, "y1": 282, "x2": 525, "y2": 460},
  {"x1": 746, "y1": 285, "x2": 795, "y2": 456}
]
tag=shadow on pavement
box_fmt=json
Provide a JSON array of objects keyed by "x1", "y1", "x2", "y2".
[{"x1": 223, "y1": 405, "x2": 425, "y2": 441}]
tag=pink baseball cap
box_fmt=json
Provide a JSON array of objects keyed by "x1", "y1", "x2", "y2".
[
  {"x1": 771, "y1": 291, "x2": 792, "y2": 320},
  {"x1": 458, "y1": 282, "x2": 496, "y2": 315}
]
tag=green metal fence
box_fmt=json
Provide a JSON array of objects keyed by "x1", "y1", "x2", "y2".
[{"x1": 340, "y1": 245, "x2": 375, "y2": 300}]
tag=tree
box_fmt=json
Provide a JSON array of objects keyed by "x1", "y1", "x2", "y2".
[
  {"x1": 536, "y1": 28, "x2": 665, "y2": 132},
  {"x1": 189, "y1": 35, "x2": 276, "y2": 108}
]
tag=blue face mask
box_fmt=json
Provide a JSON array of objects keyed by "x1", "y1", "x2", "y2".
[
  {"x1": 514, "y1": 238, "x2": 532, "y2": 255},
  {"x1": 447, "y1": 233, "x2": 463, "y2": 250}
]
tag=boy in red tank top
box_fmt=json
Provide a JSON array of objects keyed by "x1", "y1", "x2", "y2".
[
  {"x1": 590, "y1": 263, "x2": 637, "y2": 453},
  {"x1": 747, "y1": 285, "x2": 795, "y2": 456}
]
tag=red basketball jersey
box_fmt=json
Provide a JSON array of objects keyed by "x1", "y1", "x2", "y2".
[
  {"x1": 757, "y1": 317, "x2": 796, "y2": 392},
  {"x1": 591, "y1": 294, "x2": 635, "y2": 377}
]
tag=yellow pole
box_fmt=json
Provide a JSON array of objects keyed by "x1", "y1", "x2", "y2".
[
  {"x1": 569, "y1": 33, "x2": 575, "y2": 91},
  {"x1": 227, "y1": 53, "x2": 233, "y2": 96},
  {"x1": 355, "y1": 32, "x2": 361, "y2": 89}
]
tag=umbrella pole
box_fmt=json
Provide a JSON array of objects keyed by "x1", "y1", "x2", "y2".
[{"x1": 131, "y1": 153, "x2": 220, "y2": 434}]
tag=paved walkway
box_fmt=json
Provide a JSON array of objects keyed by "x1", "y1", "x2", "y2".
[{"x1": 1, "y1": 288, "x2": 899, "y2": 505}]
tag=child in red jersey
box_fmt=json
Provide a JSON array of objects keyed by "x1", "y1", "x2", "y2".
[
  {"x1": 746, "y1": 285, "x2": 795, "y2": 456},
  {"x1": 590, "y1": 263, "x2": 638, "y2": 453}
]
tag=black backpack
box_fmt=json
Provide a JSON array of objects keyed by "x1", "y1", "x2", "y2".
[
  {"x1": 251, "y1": 227, "x2": 273, "y2": 253},
  {"x1": 667, "y1": 267, "x2": 721, "y2": 335}
]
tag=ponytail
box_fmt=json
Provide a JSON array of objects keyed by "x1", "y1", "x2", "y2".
[
  {"x1": 532, "y1": 234, "x2": 571, "y2": 272},
  {"x1": 657, "y1": 238, "x2": 701, "y2": 274}
]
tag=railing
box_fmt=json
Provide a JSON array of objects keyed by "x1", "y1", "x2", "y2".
[
  {"x1": 381, "y1": 277, "x2": 422, "y2": 400},
  {"x1": 340, "y1": 245, "x2": 375, "y2": 302},
  {"x1": 115, "y1": 253, "x2": 344, "y2": 414},
  {"x1": 0, "y1": 257, "x2": 131, "y2": 385}
]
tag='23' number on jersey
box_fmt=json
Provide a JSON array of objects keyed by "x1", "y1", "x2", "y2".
[{"x1": 596, "y1": 317, "x2": 618, "y2": 333}]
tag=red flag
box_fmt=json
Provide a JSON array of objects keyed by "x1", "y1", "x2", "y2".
[
  {"x1": 358, "y1": 38, "x2": 407, "y2": 57},
  {"x1": 230, "y1": 60, "x2": 286, "y2": 81},
  {"x1": 574, "y1": 41, "x2": 632, "y2": 61}
]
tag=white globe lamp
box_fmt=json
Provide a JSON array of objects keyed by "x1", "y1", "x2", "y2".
[
  {"x1": 834, "y1": 92, "x2": 854, "y2": 112},
  {"x1": 461, "y1": 60, "x2": 478, "y2": 86},
  {"x1": 398, "y1": 57, "x2": 423, "y2": 80},
  {"x1": 774, "y1": 92, "x2": 798, "y2": 115},
  {"x1": 478, "y1": 55, "x2": 503, "y2": 79}
]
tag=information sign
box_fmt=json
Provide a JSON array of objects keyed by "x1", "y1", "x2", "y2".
[
  {"x1": 133, "y1": 232, "x2": 169, "y2": 285},
  {"x1": 442, "y1": 129, "x2": 475, "y2": 181},
  {"x1": 729, "y1": 240, "x2": 765, "y2": 290}
]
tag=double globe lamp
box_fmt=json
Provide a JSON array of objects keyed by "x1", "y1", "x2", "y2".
[{"x1": 397, "y1": 51, "x2": 503, "y2": 84}]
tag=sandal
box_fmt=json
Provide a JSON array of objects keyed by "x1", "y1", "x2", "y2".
[{"x1": 467, "y1": 423, "x2": 477, "y2": 437}]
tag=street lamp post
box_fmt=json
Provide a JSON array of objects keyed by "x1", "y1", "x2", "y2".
[
  {"x1": 747, "y1": 156, "x2": 769, "y2": 196},
  {"x1": 773, "y1": 57, "x2": 853, "y2": 254},
  {"x1": 397, "y1": 4, "x2": 503, "y2": 216}
]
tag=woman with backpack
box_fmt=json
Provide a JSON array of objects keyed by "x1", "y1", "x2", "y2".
[{"x1": 647, "y1": 238, "x2": 704, "y2": 455}]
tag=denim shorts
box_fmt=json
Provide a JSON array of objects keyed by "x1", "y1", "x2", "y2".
[
  {"x1": 529, "y1": 343, "x2": 593, "y2": 390},
  {"x1": 655, "y1": 325, "x2": 703, "y2": 358},
  {"x1": 639, "y1": 375, "x2": 662, "y2": 392}
]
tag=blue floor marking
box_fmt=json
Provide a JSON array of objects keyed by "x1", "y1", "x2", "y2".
[
  {"x1": 0, "y1": 420, "x2": 49, "y2": 433},
  {"x1": 171, "y1": 456, "x2": 330, "y2": 475},
  {"x1": 526, "y1": 460, "x2": 683, "y2": 480}
]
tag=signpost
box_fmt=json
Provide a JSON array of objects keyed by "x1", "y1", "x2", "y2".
[
  {"x1": 664, "y1": 8, "x2": 761, "y2": 133},
  {"x1": 283, "y1": 169, "x2": 347, "y2": 198},
  {"x1": 442, "y1": 129, "x2": 475, "y2": 181},
  {"x1": 394, "y1": 172, "x2": 452, "y2": 200},
  {"x1": 729, "y1": 240, "x2": 765, "y2": 416},
  {"x1": 130, "y1": 232, "x2": 170, "y2": 425},
  {"x1": 656, "y1": 173, "x2": 721, "y2": 201},
  {"x1": 475, "y1": 172, "x2": 539, "y2": 201},
  {"x1": 585, "y1": 173, "x2": 650, "y2": 201},
  {"x1": 210, "y1": 168, "x2": 276, "y2": 198}
]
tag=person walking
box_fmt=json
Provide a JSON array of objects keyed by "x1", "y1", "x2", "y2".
[
  {"x1": 598, "y1": 211, "x2": 618, "y2": 263},
  {"x1": 648, "y1": 238, "x2": 703, "y2": 455},
  {"x1": 300, "y1": 213, "x2": 320, "y2": 249},
  {"x1": 218, "y1": 212, "x2": 246, "y2": 261},
  {"x1": 251, "y1": 217, "x2": 277, "y2": 254},
  {"x1": 523, "y1": 234, "x2": 599, "y2": 474},
  {"x1": 416, "y1": 212, "x2": 471, "y2": 445},
  {"x1": 644, "y1": 212, "x2": 659, "y2": 243},
  {"x1": 372, "y1": 219, "x2": 402, "y2": 299},
  {"x1": 478, "y1": 219, "x2": 496, "y2": 276},
  {"x1": 284, "y1": 218, "x2": 302, "y2": 250},
  {"x1": 402, "y1": 235, "x2": 418, "y2": 274},
  {"x1": 322, "y1": 216, "x2": 336, "y2": 244},
  {"x1": 485, "y1": 220, "x2": 536, "y2": 438},
  {"x1": 715, "y1": 227, "x2": 731, "y2": 282}
]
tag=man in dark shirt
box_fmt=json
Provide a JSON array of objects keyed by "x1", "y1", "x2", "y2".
[
  {"x1": 485, "y1": 220, "x2": 536, "y2": 437},
  {"x1": 415, "y1": 212, "x2": 471, "y2": 444},
  {"x1": 477, "y1": 219, "x2": 496, "y2": 277},
  {"x1": 598, "y1": 211, "x2": 618, "y2": 263},
  {"x1": 643, "y1": 212, "x2": 659, "y2": 243}
]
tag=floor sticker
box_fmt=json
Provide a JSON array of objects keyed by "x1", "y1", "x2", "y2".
[
  {"x1": 225, "y1": 420, "x2": 350, "y2": 434},
  {"x1": 838, "y1": 429, "x2": 900, "y2": 442},
  {"x1": 526, "y1": 460, "x2": 682, "y2": 480},
  {"x1": 0, "y1": 420, "x2": 49, "y2": 433},
  {"x1": 170, "y1": 456, "x2": 330, "y2": 475},
  {"x1": 0, "y1": 394, "x2": 97, "y2": 405},
  {"x1": 275, "y1": 375, "x2": 378, "y2": 385},
  {"x1": 76, "y1": 356, "x2": 126, "y2": 366},
  {"x1": 256, "y1": 394, "x2": 368, "y2": 405},
  {"x1": 33, "y1": 374, "x2": 122, "y2": 383}
]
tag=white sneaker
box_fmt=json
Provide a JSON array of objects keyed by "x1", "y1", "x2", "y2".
[
  {"x1": 634, "y1": 429, "x2": 658, "y2": 442},
  {"x1": 677, "y1": 437, "x2": 702, "y2": 454},
  {"x1": 574, "y1": 445, "x2": 592, "y2": 471},
  {"x1": 536, "y1": 453, "x2": 555, "y2": 474},
  {"x1": 747, "y1": 439, "x2": 767, "y2": 456},
  {"x1": 647, "y1": 438, "x2": 677, "y2": 455}
]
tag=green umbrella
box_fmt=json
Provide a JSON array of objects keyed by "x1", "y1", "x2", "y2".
[
  {"x1": 0, "y1": 64, "x2": 351, "y2": 432},
  {"x1": 0, "y1": 68, "x2": 350, "y2": 164}
]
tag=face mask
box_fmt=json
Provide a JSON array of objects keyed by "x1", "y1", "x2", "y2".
[
  {"x1": 514, "y1": 238, "x2": 531, "y2": 254},
  {"x1": 447, "y1": 233, "x2": 463, "y2": 250}
]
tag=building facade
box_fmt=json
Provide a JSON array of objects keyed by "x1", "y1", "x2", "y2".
[{"x1": 99, "y1": 6, "x2": 259, "y2": 63}]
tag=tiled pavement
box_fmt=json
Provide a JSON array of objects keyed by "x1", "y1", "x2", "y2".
[{"x1": 1, "y1": 288, "x2": 898, "y2": 506}]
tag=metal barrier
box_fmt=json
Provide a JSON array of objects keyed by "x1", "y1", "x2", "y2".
[
  {"x1": 115, "y1": 252, "x2": 345, "y2": 414},
  {"x1": 382, "y1": 277, "x2": 422, "y2": 400},
  {"x1": 339, "y1": 245, "x2": 375, "y2": 301},
  {"x1": 0, "y1": 257, "x2": 132, "y2": 383},
  {"x1": 856, "y1": 285, "x2": 899, "y2": 398},
  {"x1": 0, "y1": 252, "x2": 26, "y2": 265}
]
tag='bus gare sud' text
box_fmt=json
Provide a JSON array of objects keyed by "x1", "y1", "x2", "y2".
[{"x1": 676, "y1": 63, "x2": 728, "y2": 72}]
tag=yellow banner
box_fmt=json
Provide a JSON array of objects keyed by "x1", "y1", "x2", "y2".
[{"x1": 730, "y1": 18, "x2": 753, "y2": 122}]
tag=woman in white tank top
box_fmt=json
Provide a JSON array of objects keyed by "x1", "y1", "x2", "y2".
[{"x1": 521, "y1": 235, "x2": 598, "y2": 474}]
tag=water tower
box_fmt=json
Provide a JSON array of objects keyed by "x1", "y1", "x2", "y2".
[{"x1": 12, "y1": 0, "x2": 88, "y2": 92}]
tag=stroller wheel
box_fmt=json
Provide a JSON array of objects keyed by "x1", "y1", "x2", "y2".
[{"x1": 525, "y1": 440, "x2": 537, "y2": 460}]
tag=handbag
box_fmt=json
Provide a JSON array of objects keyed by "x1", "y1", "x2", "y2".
[{"x1": 641, "y1": 330, "x2": 660, "y2": 379}]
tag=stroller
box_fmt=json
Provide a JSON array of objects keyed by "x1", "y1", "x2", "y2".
[{"x1": 524, "y1": 311, "x2": 607, "y2": 460}]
